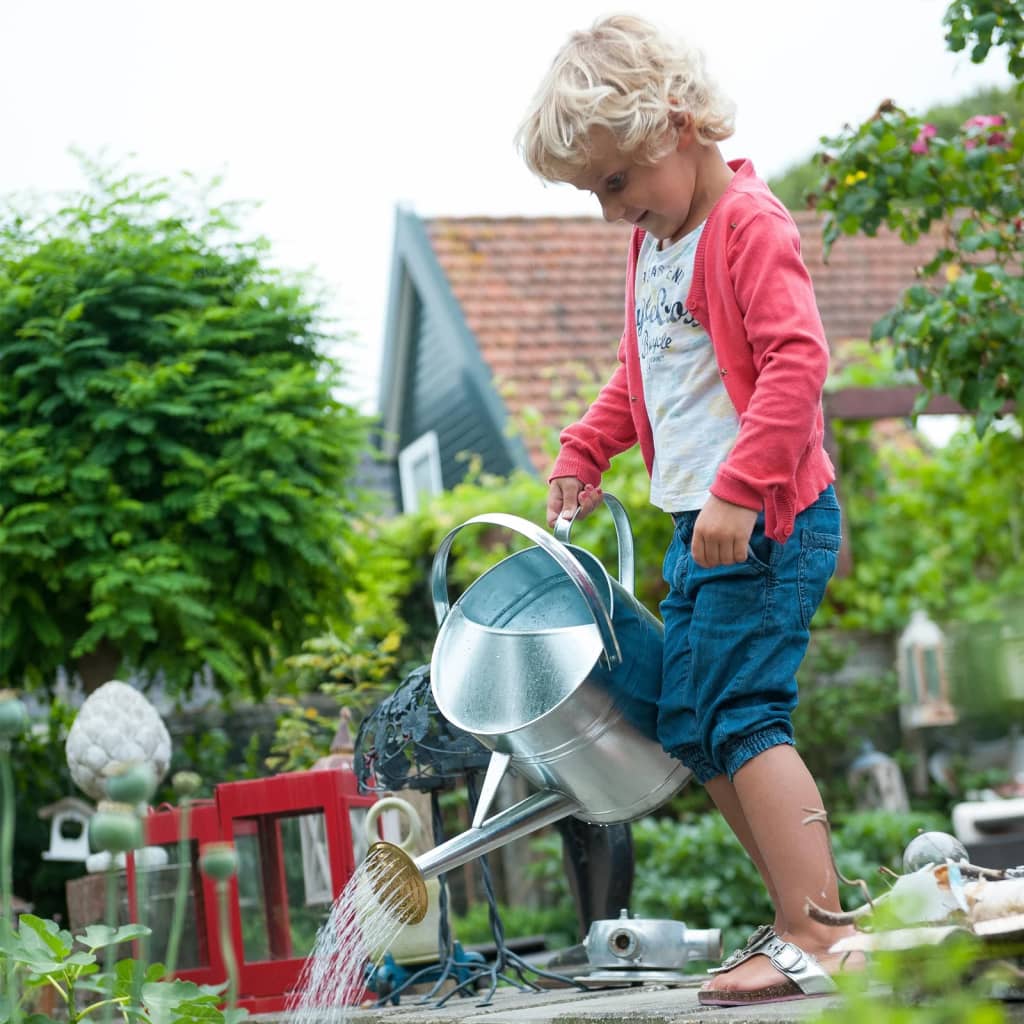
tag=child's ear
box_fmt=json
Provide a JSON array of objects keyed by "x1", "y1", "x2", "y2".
[{"x1": 670, "y1": 108, "x2": 695, "y2": 145}]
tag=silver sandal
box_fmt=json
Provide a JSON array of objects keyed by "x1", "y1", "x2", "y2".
[{"x1": 701, "y1": 925, "x2": 838, "y2": 1006}]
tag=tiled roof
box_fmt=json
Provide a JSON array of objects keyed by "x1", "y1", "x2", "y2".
[{"x1": 424, "y1": 213, "x2": 936, "y2": 473}]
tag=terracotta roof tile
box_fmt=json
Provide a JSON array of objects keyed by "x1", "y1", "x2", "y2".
[{"x1": 424, "y1": 213, "x2": 937, "y2": 473}]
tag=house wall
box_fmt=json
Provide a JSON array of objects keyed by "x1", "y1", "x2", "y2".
[{"x1": 400, "y1": 292, "x2": 517, "y2": 492}]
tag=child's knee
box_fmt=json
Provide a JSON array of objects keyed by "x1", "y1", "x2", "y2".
[{"x1": 716, "y1": 725, "x2": 795, "y2": 781}]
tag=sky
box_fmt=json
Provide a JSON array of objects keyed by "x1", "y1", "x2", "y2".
[{"x1": 1, "y1": 1, "x2": 1013, "y2": 413}]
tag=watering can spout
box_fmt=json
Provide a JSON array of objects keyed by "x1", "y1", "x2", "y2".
[{"x1": 364, "y1": 788, "x2": 579, "y2": 925}]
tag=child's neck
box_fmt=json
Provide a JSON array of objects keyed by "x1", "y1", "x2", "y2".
[{"x1": 668, "y1": 144, "x2": 734, "y2": 245}]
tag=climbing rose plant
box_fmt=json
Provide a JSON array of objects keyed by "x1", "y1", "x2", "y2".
[{"x1": 811, "y1": 0, "x2": 1023, "y2": 434}]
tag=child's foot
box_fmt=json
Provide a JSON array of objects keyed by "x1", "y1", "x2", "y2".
[{"x1": 699, "y1": 926, "x2": 862, "y2": 1006}]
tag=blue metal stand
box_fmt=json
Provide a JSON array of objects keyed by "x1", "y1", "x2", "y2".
[{"x1": 364, "y1": 942, "x2": 487, "y2": 1005}]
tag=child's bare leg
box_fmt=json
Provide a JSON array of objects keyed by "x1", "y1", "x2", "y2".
[
  {"x1": 702, "y1": 744, "x2": 857, "y2": 995},
  {"x1": 704, "y1": 775, "x2": 782, "y2": 931}
]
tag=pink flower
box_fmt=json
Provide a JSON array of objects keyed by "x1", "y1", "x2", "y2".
[
  {"x1": 910, "y1": 123, "x2": 937, "y2": 154},
  {"x1": 963, "y1": 114, "x2": 1005, "y2": 129},
  {"x1": 962, "y1": 114, "x2": 1008, "y2": 149}
]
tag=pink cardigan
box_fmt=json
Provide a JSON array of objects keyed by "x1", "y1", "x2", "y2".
[{"x1": 549, "y1": 159, "x2": 835, "y2": 543}]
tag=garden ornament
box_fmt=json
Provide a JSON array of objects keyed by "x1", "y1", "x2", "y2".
[{"x1": 65, "y1": 680, "x2": 171, "y2": 801}]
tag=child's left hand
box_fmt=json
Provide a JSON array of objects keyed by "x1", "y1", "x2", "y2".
[{"x1": 691, "y1": 496, "x2": 759, "y2": 568}]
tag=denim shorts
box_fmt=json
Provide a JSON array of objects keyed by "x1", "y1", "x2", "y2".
[{"x1": 657, "y1": 486, "x2": 841, "y2": 783}]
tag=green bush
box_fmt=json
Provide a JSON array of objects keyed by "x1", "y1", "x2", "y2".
[
  {"x1": 450, "y1": 899, "x2": 576, "y2": 952},
  {"x1": 0, "y1": 160, "x2": 371, "y2": 697},
  {"x1": 508, "y1": 808, "x2": 950, "y2": 961}
]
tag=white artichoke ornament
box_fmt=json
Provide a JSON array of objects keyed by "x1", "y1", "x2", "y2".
[{"x1": 66, "y1": 680, "x2": 172, "y2": 800}]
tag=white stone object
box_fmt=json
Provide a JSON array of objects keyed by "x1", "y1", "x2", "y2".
[
  {"x1": 85, "y1": 850, "x2": 124, "y2": 873},
  {"x1": 964, "y1": 877, "x2": 1024, "y2": 923},
  {"x1": 65, "y1": 680, "x2": 171, "y2": 800},
  {"x1": 84, "y1": 844, "x2": 169, "y2": 874}
]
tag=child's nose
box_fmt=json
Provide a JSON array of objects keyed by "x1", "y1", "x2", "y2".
[{"x1": 600, "y1": 195, "x2": 625, "y2": 223}]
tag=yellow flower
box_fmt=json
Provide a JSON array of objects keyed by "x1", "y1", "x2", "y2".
[
  {"x1": 945, "y1": 264, "x2": 961, "y2": 283},
  {"x1": 844, "y1": 170, "x2": 868, "y2": 186}
]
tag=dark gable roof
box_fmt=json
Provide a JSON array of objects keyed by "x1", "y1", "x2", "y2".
[{"x1": 423, "y1": 212, "x2": 937, "y2": 473}]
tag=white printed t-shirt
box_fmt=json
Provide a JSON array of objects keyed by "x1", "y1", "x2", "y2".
[{"x1": 635, "y1": 223, "x2": 739, "y2": 512}]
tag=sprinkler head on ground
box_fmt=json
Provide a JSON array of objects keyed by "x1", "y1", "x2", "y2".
[{"x1": 364, "y1": 841, "x2": 428, "y2": 925}]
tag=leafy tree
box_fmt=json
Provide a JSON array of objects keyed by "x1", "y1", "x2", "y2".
[
  {"x1": 0, "y1": 162, "x2": 370, "y2": 697},
  {"x1": 810, "y1": 0, "x2": 1023, "y2": 433},
  {"x1": 768, "y1": 85, "x2": 1024, "y2": 209}
]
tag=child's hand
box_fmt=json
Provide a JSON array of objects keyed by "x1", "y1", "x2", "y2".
[
  {"x1": 691, "y1": 495, "x2": 759, "y2": 567},
  {"x1": 547, "y1": 477, "x2": 603, "y2": 527}
]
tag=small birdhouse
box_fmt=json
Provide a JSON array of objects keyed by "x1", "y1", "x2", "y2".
[
  {"x1": 39, "y1": 797, "x2": 94, "y2": 862},
  {"x1": 898, "y1": 609, "x2": 958, "y2": 729}
]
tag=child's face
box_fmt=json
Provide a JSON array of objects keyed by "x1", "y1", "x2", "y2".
[{"x1": 569, "y1": 120, "x2": 701, "y2": 244}]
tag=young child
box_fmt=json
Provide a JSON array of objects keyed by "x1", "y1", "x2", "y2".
[{"x1": 515, "y1": 14, "x2": 856, "y2": 1007}]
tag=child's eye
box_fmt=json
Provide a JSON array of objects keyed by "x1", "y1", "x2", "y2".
[{"x1": 606, "y1": 173, "x2": 626, "y2": 193}]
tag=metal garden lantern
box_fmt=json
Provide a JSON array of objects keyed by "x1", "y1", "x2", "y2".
[
  {"x1": 898, "y1": 609, "x2": 957, "y2": 730},
  {"x1": 898, "y1": 608, "x2": 957, "y2": 794}
]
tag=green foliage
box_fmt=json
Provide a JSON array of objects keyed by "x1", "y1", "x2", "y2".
[
  {"x1": 769, "y1": 84, "x2": 1024, "y2": 209},
  {"x1": 918, "y1": 86, "x2": 1024, "y2": 140},
  {"x1": 823, "y1": 422, "x2": 1024, "y2": 632},
  {"x1": 9, "y1": 700, "x2": 79, "y2": 924},
  {"x1": 449, "y1": 899, "x2": 577, "y2": 951},
  {"x1": 793, "y1": 647, "x2": 902, "y2": 809},
  {"x1": 810, "y1": 934, "x2": 1010, "y2": 1024},
  {"x1": 808, "y1": 1, "x2": 1023, "y2": 435},
  {"x1": 369, "y1": 450, "x2": 673, "y2": 673},
  {"x1": 828, "y1": 808, "x2": 950, "y2": 896},
  {"x1": 0, "y1": 159, "x2": 372, "y2": 697},
  {"x1": 520, "y1": 808, "x2": 950, "y2": 966},
  {"x1": 945, "y1": 0, "x2": 1024, "y2": 78},
  {"x1": 0, "y1": 914, "x2": 244, "y2": 1024},
  {"x1": 165, "y1": 726, "x2": 263, "y2": 799}
]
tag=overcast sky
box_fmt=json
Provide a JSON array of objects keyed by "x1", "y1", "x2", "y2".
[{"x1": 1, "y1": 1, "x2": 1012, "y2": 411}]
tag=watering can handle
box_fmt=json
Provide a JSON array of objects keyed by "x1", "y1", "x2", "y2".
[
  {"x1": 552, "y1": 492, "x2": 635, "y2": 595},
  {"x1": 431, "y1": 510, "x2": 623, "y2": 669},
  {"x1": 363, "y1": 796, "x2": 423, "y2": 852}
]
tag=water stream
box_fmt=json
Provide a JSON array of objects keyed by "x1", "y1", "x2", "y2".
[{"x1": 288, "y1": 854, "x2": 412, "y2": 1024}]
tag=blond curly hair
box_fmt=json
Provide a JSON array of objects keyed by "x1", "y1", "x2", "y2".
[{"x1": 515, "y1": 14, "x2": 736, "y2": 182}]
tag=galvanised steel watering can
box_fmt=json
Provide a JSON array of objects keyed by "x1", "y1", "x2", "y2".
[{"x1": 366, "y1": 495, "x2": 690, "y2": 924}]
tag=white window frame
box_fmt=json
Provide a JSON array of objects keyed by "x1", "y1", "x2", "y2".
[{"x1": 398, "y1": 430, "x2": 443, "y2": 513}]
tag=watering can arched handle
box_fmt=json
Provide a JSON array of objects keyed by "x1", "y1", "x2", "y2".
[
  {"x1": 430, "y1": 509, "x2": 623, "y2": 669},
  {"x1": 364, "y1": 796, "x2": 423, "y2": 852},
  {"x1": 552, "y1": 492, "x2": 635, "y2": 596}
]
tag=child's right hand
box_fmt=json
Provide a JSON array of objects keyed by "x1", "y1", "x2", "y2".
[{"x1": 546, "y1": 477, "x2": 603, "y2": 528}]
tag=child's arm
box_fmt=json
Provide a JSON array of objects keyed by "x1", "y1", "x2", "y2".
[
  {"x1": 549, "y1": 357, "x2": 638, "y2": 506},
  {"x1": 710, "y1": 208, "x2": 830, "y2": 540}
]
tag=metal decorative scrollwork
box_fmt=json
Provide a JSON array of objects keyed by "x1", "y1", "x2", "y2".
[{"x1": 354, "y1": 664, "x2": 491, "y2": 794}]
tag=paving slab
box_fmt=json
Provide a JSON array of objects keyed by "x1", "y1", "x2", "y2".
[
  {"x1": 255, "y1": 980, "x2": 842, "y2": 1024},
  {"x1": 254, "y1": 976, "x2": 1024, "y2": 1024}
]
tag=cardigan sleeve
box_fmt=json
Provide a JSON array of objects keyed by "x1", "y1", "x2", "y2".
[
  {"x1": 549, "y1": 340, "x2": 639, "y2": 485},
  {"x1": 710, "y1": 209, "x2": 830, "y2": 513}
]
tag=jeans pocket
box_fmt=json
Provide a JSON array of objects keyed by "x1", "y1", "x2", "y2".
[
  {"x1": 662, "y1": 531, "x2": 691, "y2": 590},
  {"x1": 797, "y1": 528, "x2": 841, "y2": 630}
]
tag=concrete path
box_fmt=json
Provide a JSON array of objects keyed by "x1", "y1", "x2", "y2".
[
  {"x1": 254, "y1": 976, "x2": 1024, "y2": 1024},
  {"x1": 257, "y1": 979, "x2": 839, "y2": 1023}
]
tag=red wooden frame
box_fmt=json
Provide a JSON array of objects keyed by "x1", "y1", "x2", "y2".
[{"x1": 128, "y1": 768, "x2": 377, "y2": 1014}]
